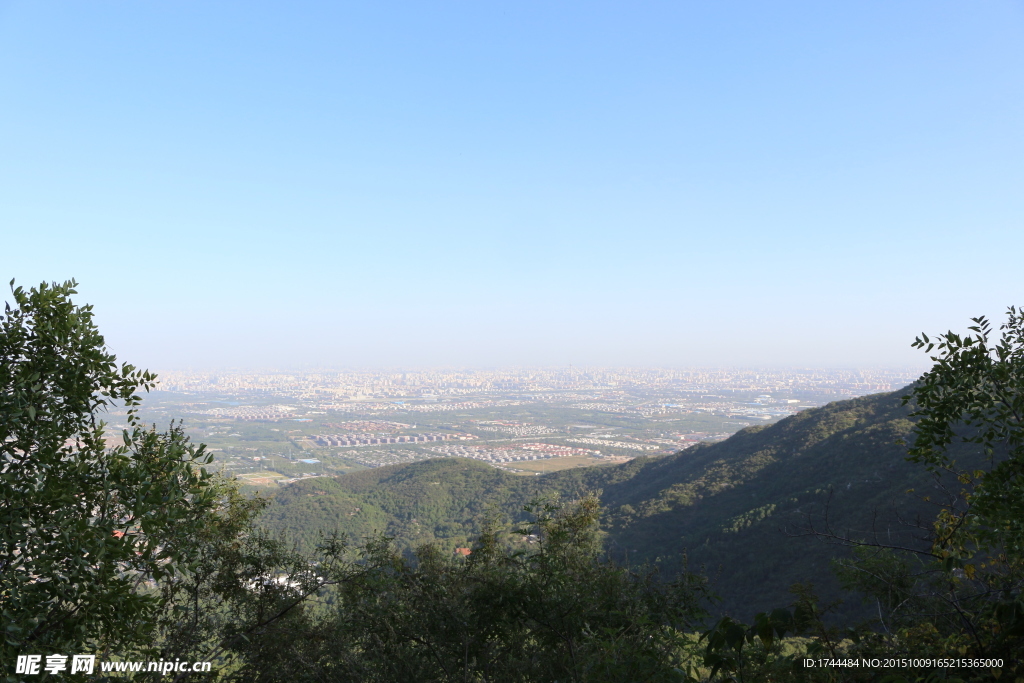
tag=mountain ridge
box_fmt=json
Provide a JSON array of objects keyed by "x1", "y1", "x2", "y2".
[{"x1": 260, "y1": 386, "x2": 970, "y2": 619}]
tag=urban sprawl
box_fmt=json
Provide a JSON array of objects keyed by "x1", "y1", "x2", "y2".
[{"x1": 129, "y1": 367, "x2": 922, "y2": 488}]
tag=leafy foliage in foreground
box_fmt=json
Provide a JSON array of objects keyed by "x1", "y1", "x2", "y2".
[
  {"x1": 229, "y1": 497, "x2": 711, "y2": 683},
  {"x1": 0, "y1": 281, "x2": 220, "y2": 670}
]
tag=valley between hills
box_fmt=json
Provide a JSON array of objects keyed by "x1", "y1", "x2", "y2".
[{"x1": 260, "y1": 385, "x2": 978, "y2": 621}]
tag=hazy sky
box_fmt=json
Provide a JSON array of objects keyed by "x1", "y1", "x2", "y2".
[{"x1": 1, "y1": 1, "x2": 1022, "y2": 370}]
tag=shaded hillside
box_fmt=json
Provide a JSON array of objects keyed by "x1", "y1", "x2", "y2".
[
  {"x1": 261, "y1": 387, "x2": 975, "y2": 619},
  {"x1": 596, "y1": 390, "x2": 929, "y2": 621},
  {"x1": 262, "y1": 458, "x2": 546, "y2": 553}
]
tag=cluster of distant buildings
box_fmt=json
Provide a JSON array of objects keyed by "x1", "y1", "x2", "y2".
[
  {"x1": 518, "y1": 443, "x2": 600, "y2": 457},
  {"x1": 323, "y1": 420, "x2": 413, "y2": 432},
  {"x1": 425, "y1": 442, "x2": 598, "y2": 464},
  {"x1": 183, "y1": 404, "x2": 300, "y2": 421},
  {"x1": 473, "y1": 421, "x2": 555, "y2": 436},
  {"x1": 565, "y1": 437, "x2": 660, "y2": 452},
  {"x1": 318, "y1": 399, "x2": 528, "y2": 414},
  {"x1": 314, "y1": 433, "x2": 472, "y2": 447}
]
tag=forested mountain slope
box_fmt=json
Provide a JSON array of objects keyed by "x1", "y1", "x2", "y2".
[{"x1": 261, "y1": 387, "x2": 971, "y2": 619}]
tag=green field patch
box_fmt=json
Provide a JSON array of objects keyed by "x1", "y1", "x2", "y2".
[{"x1": 236, "y1": 470, "x2": 287, "y2": 487}]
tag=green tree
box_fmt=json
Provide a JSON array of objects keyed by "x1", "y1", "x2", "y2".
[
  {"x1": 811, "y1": 309, "x2": 1024, "y2": 678},
  {"x1": 0, "y1": 281, "x2": 220, "y2": 671},
  {"x1": 906, "y1": 307, "x2": 1024, "y2": 563},
  {"x1": 862, "y1": 308, "x2": 1024, "y2": 670},
  {"x1": 134, "y1": 482, "x2": 356, "y2": 682},
  {"x1": 229, "y1": 496, "x2": 710, "y2": 683}
]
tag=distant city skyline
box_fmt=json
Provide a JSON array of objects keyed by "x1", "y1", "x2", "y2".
[
  {"x1": 2, "y1": 1, "x2": 1021, "y2": 369},
  {"x1": 153, "y1": 365, "x2": 922, "y2": 399},
  {"x1": 150, "y1": 364, "x2": 929, "y2": 377},
  {"x1": 153, "y1": 364, "x2": 929, "y2": 373}
]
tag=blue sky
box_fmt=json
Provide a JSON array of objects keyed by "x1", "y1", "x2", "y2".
[{"x1": 1, "y1": 1, "x2": 1022, "y2": 369}]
